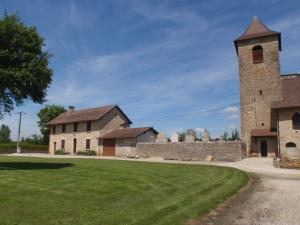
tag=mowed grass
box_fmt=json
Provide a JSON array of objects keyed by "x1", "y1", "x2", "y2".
[{"x1": 0, "y1": 156, "x2": 248, "y2": 225}]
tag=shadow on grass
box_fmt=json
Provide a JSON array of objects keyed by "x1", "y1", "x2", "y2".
[{"x1": 0, "y1": 162, "x2": 73, "y2": 170}]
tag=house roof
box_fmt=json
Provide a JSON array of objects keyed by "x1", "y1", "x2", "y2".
[
  {"x1": 99, "y1": 127, "x2": 158, "y2": 139},
  {"x1": 251, "y1": 129, "x2": 277, "y2": 137},
  {"x1": 234, "y1": 17, "x2": 281, "y2": 53},
  {"x1": 48, "y1": 105, "x2": 132, "y2": 125},
  {"x1": 272, "y1": 74, "x2": 300, "y2": 109}
]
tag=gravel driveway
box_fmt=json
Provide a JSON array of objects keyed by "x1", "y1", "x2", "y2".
[
  {"x1": 190, "y1": 158, "x2": 300, "y2": 225},
  {"x1": 6, "y1": 154, "x2": 300, "y2": 225}
]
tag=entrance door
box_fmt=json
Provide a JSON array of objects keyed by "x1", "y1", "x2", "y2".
[
  {"x1": 73, "y1": 139, "x2": 77, "y2": 154},
  {"x1": 54, "y1": 142, "x2": 56, "y2": 152},
  {"x1": 103, "y1": 139, "x2": 116, "y2": 156},
  {"x1": 260, "y1": 141, "x2": 268, "y2": 157}
]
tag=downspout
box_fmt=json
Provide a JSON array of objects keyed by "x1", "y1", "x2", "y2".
[{"x1": 277, "y1": 120, "x2": 280, "y2": 158}]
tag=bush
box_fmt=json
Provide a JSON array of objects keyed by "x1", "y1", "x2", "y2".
[
  {"x1": 54, "y1": 149, "x2": 70, "y2": 155},
  {"x1": 0, "y1": 142, "x2": 48, "y2": 151},
  {"x1": 76, "y1": 150, "x2": 97, "y2": 156}
]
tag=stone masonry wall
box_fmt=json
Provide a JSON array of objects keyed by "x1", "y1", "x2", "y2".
[
  {"x1": 49, "y1": 107, "x2": 129, "y2": 154},
  {"x1": 238, "y1": 35, "x2": 282, "y2": 154},
  {"x1": 136, "y1": 141, "x2": 246, "y2": 162},
  {"x1": 278, "y1": 108, "x2": 300, "y2": 158}
]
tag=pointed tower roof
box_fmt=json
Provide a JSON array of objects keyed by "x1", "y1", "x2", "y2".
[{"x1": 234, "y1": 17, "x2": 281, "y2": 53}]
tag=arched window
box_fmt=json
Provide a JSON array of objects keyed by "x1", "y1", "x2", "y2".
[
  {"x1": 252, "y1": 45, "x2": 263, "y2": 64},
  {"x1": 286, "y1": 142, "x2": 296, "y2": 148},
  {"x1": 292, "y1": 112, "x2": 300, "y2": 130}
]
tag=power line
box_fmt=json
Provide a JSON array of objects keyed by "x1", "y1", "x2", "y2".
[
  {"x1": 133, "y1": 102, "x2": 240, "y2": 121},
  {"x1": 23, "y1": 112, "x2": 39, "y2": 120}
]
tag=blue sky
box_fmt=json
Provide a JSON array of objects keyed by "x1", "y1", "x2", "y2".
[{"x1": 1, "y1": 0, "x2": 300, "y2": 139}]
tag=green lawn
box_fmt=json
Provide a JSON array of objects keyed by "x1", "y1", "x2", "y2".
[{"x1": 0, "y1": 156, "x2": 248, "y2": 225}]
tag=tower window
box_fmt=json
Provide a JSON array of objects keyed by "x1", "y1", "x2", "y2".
[
  {"x1": 259, "y1": 90, "x2": 263, "y2": 96},
  {"x1": 252, "y1": 45, "x2": 263, "y2": 64},
  {"x1": 292, "y1": 112, "x2": 300, "y2": 130}
]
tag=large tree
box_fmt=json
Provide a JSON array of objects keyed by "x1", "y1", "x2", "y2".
[
  {"x1": 0, "y1": 124, "x2": 11, "y2": 142},
  {"x1": 0, "y1": 13, "x2": 52, "y2": 119},
  {"x1": 37, "y1": 105, "x2": 66, "y2": 144}
]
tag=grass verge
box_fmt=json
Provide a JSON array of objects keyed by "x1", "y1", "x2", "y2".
[{"x1": 0, "y1": 156, "x2": 248, "y2": 225}]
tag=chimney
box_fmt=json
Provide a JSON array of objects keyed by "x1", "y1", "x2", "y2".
[{"x1": 68, "y1": 106, "x2": 75, "y2": 114}]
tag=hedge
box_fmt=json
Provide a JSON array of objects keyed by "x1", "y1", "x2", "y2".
[
  {"x1": 0, "y1": 142, "x2": 48, "y2": 151},
  {"x1": 54, "y1": 149, "x2": 70, "y2": 155},
  {"x1": 76, "y1": 150, "x2": 97, "y2": 156}
]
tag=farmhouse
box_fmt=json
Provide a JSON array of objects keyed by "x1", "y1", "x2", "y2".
[
  {"x1": 48, "y1": 105, "x2": 158, "y2": 156},
  {"x1": 235, "y1": 17, "x2": 300, "y2": 158}
]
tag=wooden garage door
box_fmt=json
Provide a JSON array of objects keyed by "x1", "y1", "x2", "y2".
[{"x1": 103, "y1": 139, "x2": 116, "y2": 156}]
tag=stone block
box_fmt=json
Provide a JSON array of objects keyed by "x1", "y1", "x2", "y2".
[
  {"x1": 185, "y1": 134, "x2": 195, "y2": 143},
  {"x1": 171, "y1": 133, "x2": 179, "y2": 142},
  {"x1": 155, "y1": 133, "x2": 168, "y2": 143}
]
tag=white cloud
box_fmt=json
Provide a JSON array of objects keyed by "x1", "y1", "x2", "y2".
[
  {"x1": 224, "y1": 106, "x2": 239, "y2": 113},
  {"x1": 272, "y1": 14, "x2": 300, "y2": 33},
  {"x1": 228, "y1": 114, "x2": 239, "y2": 120},
  {"x1": 228, "y1": 124, "x2": 236, "y2": 129},
  {"x1": 194, "y1": 128, "x2": 205, "y2": 133},
  {"x1": 47, "y1": 37, "x2": 237, "y2": 118}
]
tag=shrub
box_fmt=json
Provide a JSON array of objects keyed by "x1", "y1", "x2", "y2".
[
  {"x1": 54, "y1": 149, "x2": 70, "y2": 155},
  {"x1": 76, "y1": 150, "x2": 97, "y2": 156},
  {"x1": 0, "y1": 142, "x2": 48, "y2": 151}
]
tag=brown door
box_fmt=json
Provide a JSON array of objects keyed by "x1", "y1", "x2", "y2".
[
  {"x1": 103, "y1": 139, "x2": 116, "y2": 156},
  {"x1": 260, "y1": 141, "x2": 268, "y2": 157},
  {"x1": 54, "y1": 142, "x2": 56, "y2": 152}
]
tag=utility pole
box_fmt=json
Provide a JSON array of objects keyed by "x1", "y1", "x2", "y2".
[{"x1": 16, "y1": 111, "x2": 23, "y2": 153}]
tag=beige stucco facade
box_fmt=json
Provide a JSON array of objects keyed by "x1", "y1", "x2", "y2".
[{"x1": 49, "y1": 107, "x2": 130, "y2": 154}]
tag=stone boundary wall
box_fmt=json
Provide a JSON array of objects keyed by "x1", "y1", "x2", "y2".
[{"x1": 136, "y1": 141, "x2": 246, "y2": 162}]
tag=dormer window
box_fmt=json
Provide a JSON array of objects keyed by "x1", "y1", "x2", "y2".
[{"x1": 252, "y1": 45, "x2": 263, "y2": 64}]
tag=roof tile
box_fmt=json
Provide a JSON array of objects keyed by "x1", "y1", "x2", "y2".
[
  {"x1": 251, "y1": 129, "x2": 277, "y2": 137},
  {"x1": 48, "y1": 105, "x2": 132, "y2": 125},
  {"x1": 100, "y1": 127, "x2": 158, "y2": 139},
  {"x1": 272, "y1": 75, "x2": 300, "y2": 109}
]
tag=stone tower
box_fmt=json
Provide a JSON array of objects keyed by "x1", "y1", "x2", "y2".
[{"x1": 234, "y1": 17, "x2": 282, "y2": 155}]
